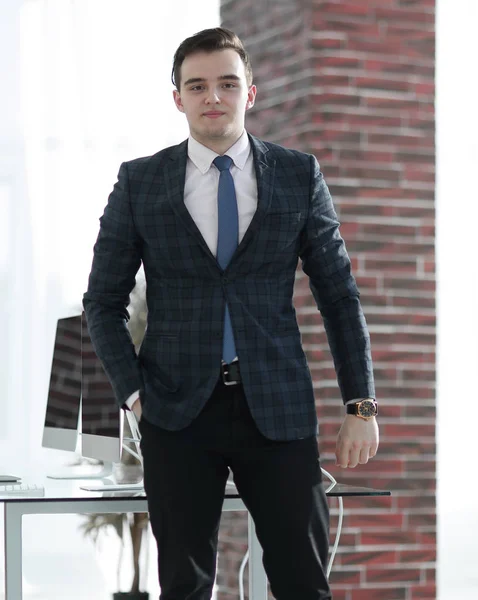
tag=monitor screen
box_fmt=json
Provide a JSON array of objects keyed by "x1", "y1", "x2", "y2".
[
  {"x1": 80, "y1": 312, "x2": 122, "y2": 462},
  {"x1": 42, "y1": 315, "x2": 82, "y2": 451}
]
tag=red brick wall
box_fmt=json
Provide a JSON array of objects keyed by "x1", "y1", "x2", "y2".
[{"x1": 218, "y1": 1, "x2": 436, "y2": 599}]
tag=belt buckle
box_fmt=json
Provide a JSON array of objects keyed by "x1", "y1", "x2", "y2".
[{"x1": 221, "y1": 362, "x2": 240, "y2": 386}]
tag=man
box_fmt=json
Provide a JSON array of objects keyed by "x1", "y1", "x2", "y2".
[{"x1": 83, "y1": 27, "x2": 379, "y2": 600}]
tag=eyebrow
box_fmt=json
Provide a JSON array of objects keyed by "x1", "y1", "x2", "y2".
[{"x1": 183, "y1": 74, "x2": 241, "y2": 87}]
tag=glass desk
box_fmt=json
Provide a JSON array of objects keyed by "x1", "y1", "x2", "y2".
[{"x1": 1, "y1": 475, "x2": 391, "y2": 599}]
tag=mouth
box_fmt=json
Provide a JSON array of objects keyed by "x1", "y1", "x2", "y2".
[{"x1": 203, "y1": 111, "x2": 225, "y2": 119}]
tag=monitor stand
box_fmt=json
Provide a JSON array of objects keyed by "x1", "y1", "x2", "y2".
[
  {"x1": 79, "y1": 457, "x2": 144, "y2": 492},
  {"x1": 79, "y1": 479, "x2": 144, "y2": 492},
  {"x1": 47, "y1": 460, "x2": 114, "y2": 480},
  {"x1": 80, "y1": 418, "x2": 144, "y2": 492}
]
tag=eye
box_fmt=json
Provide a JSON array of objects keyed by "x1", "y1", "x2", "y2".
[
  {"x1": 190, "y1": 85, "x2": 205, "y2": 92},
  {"x1": 222, "y1": 83, "x2": 237, "y2": 89}
]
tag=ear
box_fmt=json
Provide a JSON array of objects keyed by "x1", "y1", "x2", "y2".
[
  {"x1": 173, "y1": 89, "x2": 185, "y2": 113},
  {"x1": 245, "y1": 85, "x2": 257, "y2": 111}
]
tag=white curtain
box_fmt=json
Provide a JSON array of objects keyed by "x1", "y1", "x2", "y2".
[{"x1": 6, "y1": 0, "x2": 220, "y2": 472}]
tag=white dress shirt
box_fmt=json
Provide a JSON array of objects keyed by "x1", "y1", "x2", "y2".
[{"x1": 184, "y1": 130, "x2": 258, "y2": 254}]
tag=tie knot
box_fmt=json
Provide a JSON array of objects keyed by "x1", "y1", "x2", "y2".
[{"x1": 213, "y1": 155, "x2": 233, "y2": 172}]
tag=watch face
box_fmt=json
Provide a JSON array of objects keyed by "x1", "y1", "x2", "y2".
[{"x1": 358, "y1": 400, "x2": 376, "y2": 418}]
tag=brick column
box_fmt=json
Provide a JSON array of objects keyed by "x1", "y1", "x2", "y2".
[{"x1": 218, "y1": 1, "x2": 436, "y2": 599}]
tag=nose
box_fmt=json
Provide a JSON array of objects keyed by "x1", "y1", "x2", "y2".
[{"x1": 205, "y1": 88, "x2": 220, "y2": 104}]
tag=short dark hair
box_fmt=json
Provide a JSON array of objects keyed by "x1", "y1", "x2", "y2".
[{"x1": 172, "y1": 27, "x2": 253, "y2": 90}]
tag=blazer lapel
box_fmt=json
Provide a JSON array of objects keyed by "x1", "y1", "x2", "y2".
[
  {"x1": 232, "y1": 134, "x2": 275, "y2": 263},
  {"x1": 161, "y1": 134, "x2": 276, "y2": 271},
  {"x1": 163, "y1": 141, "x2": 218, "y2": 265}
]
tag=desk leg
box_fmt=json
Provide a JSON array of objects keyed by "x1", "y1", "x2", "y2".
[
  {"x1": 247, "y1": 513, "x2": 268, "y2": 599},
  {"x1": 4, "y1": 503, "x2": 23, "y2": 600}
]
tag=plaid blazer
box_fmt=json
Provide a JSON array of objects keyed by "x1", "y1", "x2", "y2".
[{"x1": 83, "y1": 134, "x2": 375, "y2": 441}]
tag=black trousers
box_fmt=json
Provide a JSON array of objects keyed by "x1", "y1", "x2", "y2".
[{"x1": 139, "y1": 378, "x2": 332, "y2": 600}]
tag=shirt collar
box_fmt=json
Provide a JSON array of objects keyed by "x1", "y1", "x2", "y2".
[{"x1": 187, "y1": 130, "x2": 251, "y2": 174}]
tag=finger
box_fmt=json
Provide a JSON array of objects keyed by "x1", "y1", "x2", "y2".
[
  {"x1": 335, "y1": 442, "x2": 351, "y2": 468},
  {"x1": 369, "y1": 441, "x2": 379, "y2": 458},
  {"x1": 347, "y1": 445, "x2": 361, "y2": 468},
  {"x1": 359, "y1": 446, "x2": 371, "y2": 464}
]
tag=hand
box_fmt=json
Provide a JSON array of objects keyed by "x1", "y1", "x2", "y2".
[
  {"x1": 335, "y1": 415, "x2": 379, "y2": 468},
  {"x1": 132, "y1": 398, "x2": 142, "y2": 421}
]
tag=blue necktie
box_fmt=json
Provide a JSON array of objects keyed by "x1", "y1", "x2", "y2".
[{"x1": 214, "y1": 155, "x2": 238, "y2": 364}]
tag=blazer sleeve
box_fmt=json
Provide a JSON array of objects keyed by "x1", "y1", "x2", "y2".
[
  {"x1": 299, "y1": 154, "x2": 375, "y2": 403},
  {"x1": 82, "y1": 162, "x2": 143, "y2": 407}
]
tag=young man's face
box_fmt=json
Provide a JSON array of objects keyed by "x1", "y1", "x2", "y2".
[{"x1": 173, "y1": 49, "x2": 256, "y2": 152}]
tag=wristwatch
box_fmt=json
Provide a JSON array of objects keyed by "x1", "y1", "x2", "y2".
[{"x1": 346, "y1": 399, "x2": 378, "y2": 420}]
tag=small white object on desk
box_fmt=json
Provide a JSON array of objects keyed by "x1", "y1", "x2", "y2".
[{"x1": 0, "y1": 483, "x2": 45, "y2": 497}]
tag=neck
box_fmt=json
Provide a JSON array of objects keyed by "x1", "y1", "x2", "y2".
[{"x1": 191, "y1": 130, "x2": 244, "y2": 155}]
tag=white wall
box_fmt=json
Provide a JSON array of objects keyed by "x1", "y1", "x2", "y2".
[
  {"x1": 0, "y1": 1, "x2": 219, "y2": 597},
  {"x1": 436, "y1": 1, "x2": 478, "y2": 599}
]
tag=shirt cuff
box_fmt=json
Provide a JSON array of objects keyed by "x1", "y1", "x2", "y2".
[{"x1": 124, "y1": 390, "x2": 140, "y2": 410}]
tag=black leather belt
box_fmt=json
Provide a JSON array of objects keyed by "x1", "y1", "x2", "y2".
[{"x1": 220, "y1": 360, "x2": 241, "y2": 386}]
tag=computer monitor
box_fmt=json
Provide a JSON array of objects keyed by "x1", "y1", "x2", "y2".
[
  {"x1": 42, "y1": 315, "x2": 82, "y2": 452},
  {"x1": 80, "y1": 312, "x2": 123, "y2": 464},
  {"x1": 42, "y1": 313, "x2": 122, "y2": 465},
  {"x1": 42, "y1": 312, "x2": 140, "y2": 488}
]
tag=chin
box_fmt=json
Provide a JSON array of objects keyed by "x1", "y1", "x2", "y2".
[
  {"x1": 212, "y1": 122, "x2": 239, "y2": 136},
  {"x1": 201, "y1": 128, "x2": 230, "y2": 140}
]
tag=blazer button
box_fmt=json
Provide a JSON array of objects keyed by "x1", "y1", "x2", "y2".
[{"x1": 222, "y1": 277, "x2": 229, "y2": 284}]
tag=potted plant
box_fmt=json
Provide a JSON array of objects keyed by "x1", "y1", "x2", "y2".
[{"x1": 80, "y1": 270, "x2": 150, "y2": 599}]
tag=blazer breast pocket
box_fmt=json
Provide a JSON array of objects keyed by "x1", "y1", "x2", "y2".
[{"x1": 257, "y1": 210, "x2": 304, "y2": 257}]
